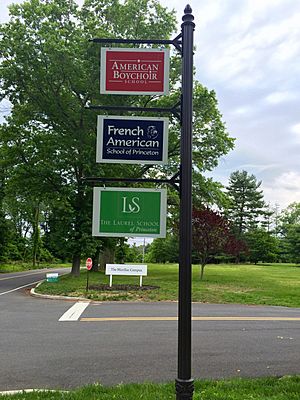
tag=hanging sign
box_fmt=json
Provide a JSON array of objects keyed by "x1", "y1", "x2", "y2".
[
  {"x1": 92, "y1": 187, "x2": 167, "y2": 238},
  {"x1": 100, "y1": 47, "x2": 170, "y2": 95},
  {"x1": 96, "y1": 115, "x2": 169, "y2": 164}
]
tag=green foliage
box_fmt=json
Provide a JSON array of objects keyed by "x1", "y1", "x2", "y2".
[
  {"x1": 114, "y1": 240, "x2": 144, "y2": 263},
  {"x1": 284, "y1": 224, "x2": 300, "y2": 264},
  {"x1": 0, "y1": 0, "x2": 234, "y2": 272},
  {"x1": 278, "y1": 202, "x2": 300, "y2": 263},
  {"x1": 226, "y1": 170, "x2": 267, "y2": 235},
  {"x1": 280, "y1": 202, "x2": 300, "y2": 227},
  {"x1": 0, "y1": 214, "x2": 9, "y2": 261},
  {"x1": 244, "y1": 228, "x2": 279, "y2": 264},
  {"x1": 0, "y1": 0, "x2": 177, "y2": 272},
  {"x1": 192, "y1": 84, "x2": 235, "y2": 173},
  {"x1": 145, "y1": 235, "x2": 178, "y2": 263},
  {"x1": 0, "y1": 261, "x2": 70, "y2": 273}
]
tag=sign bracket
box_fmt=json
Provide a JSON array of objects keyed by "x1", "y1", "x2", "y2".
[
  {"x1": 86, "y1": 101, "x2": 181, "y2": 122},
  {"x1": 90, "y1": 33, "x2": 182, "y2": 54},
  {"x1": 82, "y1": 173, "x2": 180, "y2": 192}
]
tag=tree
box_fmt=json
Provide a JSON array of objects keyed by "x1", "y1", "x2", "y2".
[
  {"x1": 224, "y1": 233, "x2": 248, "y2": 263},
  {"x1": 284, "y1": 225, "x2": 300, "y2": 264},
  {"x1": 226, "y1": 170, "x2": 267, "y2": 235},
  {"x1": 279, "y1": 202, "x2": 300, "y2": 264},
  {"x1": 192, "y1": 208, "x2": 232, "y2": 279},
  {"x1": 0, "y1": 0, "x2": 234, "y2": 273},
  {"x1": 279, "y1": 202, "x2": 300, "y2": 228},
  {"x1": 244, "y1": 228, "x2": 278, "y2": 264},
  {"x1": 146, "y1": 235, "x2": 178, "y2": 263},
  {"x1": 0, "y1": 0, "x2": 177, "y2": 274},
  {"x1": 0, "y1": 182, "x2": 9, "y2": 262}
]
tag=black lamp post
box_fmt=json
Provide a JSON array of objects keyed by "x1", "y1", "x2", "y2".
[{"x1": 175, "y1": 5, "x2": 195, "y2": 400}]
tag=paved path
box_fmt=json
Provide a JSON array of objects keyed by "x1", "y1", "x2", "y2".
[{"x1": 0, "y1": 270, "x2": 299, "y2": 390}]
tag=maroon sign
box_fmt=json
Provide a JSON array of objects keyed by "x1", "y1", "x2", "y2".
[
  {"x1": 100, "y1": 48, "x2": 169, "y2": 95},
  {"x1": 86, "y1": 257, "x2": 93, "y2": 270}
]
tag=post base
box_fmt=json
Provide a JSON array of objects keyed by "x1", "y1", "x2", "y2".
[{"x1": 175, "y1": 378, "x2": 194, "y2": 399}]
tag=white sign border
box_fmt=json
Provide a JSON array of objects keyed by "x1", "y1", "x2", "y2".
[
  {"x1": 100, "y1": 47, "x2": 170, "y2": 96},
  {"x1": 105, "y1": 264, "x2": 148, "y2": 276},
  {"x1": 92, "y1": 187, "x2": 167, "y2": 238},
  {"x1": 96, "y1": 115, "x2": 169, "y2": 165}
]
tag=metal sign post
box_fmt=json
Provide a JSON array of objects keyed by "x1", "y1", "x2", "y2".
[
  {"x1": 176, "y1": 5, "x2": 195, "y2": 400},
  {"x1": 87, "y1": 5, "x2": 195, "y2": 399},
  {"x1": 86, "y1": 258, "x2": 93, "y2": 292}
]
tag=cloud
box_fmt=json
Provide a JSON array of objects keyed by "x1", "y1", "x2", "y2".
[
  {"x1": 227, "y1": 0, "x2": 283, "y2": 32},
  {"x1": 234, "y1": 164, "x2": 279, "y2": 174},
  {"x1": 264, "y1": 171, "x2": 300, "y2": 208},
  {"x1": 291, "y1": 123, "x2": 300, "y2": 135},
  {"x1": 265, "y1": 91, "x2": 298, "y2": 105},
  {"x1": 195, "y1": 0, "x2": 300, "y2": 90},
  {"x1": 274, "y1": 171, "x2": 300, "y2": 190}
]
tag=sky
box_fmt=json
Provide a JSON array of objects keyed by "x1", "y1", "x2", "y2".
[{"x1": 1, "y1": 0, "x2": 300, "y2": 218}]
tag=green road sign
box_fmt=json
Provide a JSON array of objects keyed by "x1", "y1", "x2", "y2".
[{"x1": 92, "y1": 187, "x2": 167, "y2": 238}]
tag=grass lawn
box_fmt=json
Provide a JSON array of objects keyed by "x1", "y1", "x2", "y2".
[
  {"x1": 1, "y1": 377, "x2": 299, "y2": 400},
  {"x1": 0, "y1": 262, "x2": 71, "y2": 274},
  {"x1": 36, "y1": 262, "x2": 300, "y2": 307}
]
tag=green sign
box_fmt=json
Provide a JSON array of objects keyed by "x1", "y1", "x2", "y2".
[{"x1": 92, "y1": 187, "x2": 167, "y2": 238}]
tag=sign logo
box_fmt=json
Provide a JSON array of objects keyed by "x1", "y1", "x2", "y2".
[
  {"x1": 122, "y1": 196, "x2": 140, "y2": 213},
  {"x1": 97, "y1": 116, "x2": 169, "y2": 164},
  {"x1": 100, "y1": 48, "x2": 170, "y2": 95},
  {"x1": 92, "y1": 187, "x2": 167, "y2": 238},
  {"x1": 147, "y1": 126, "x2": 159, "y2": 139}
]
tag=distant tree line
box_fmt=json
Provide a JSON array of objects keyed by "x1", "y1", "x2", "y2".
[{"x1": 145, "y1": 170, "x2": 300, "y2": 278}]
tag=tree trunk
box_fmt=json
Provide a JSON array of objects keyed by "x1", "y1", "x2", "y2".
[
  {"x1": 32, "y1": 204, "x2": 40, "y2": 268},
  {"x1": 71, "y1": 254, "x2": 81, "y2": 276},
  {"x1": 200, "y1": 264, "x2": 205, "y2": 280},
  {"x1": 92, "y1": 244, "x2": 102, "y2": 272},
  {"x1": 71, "y1": 178, "x2": 85, "y2": 276},
  {"x1": 99, "y1": 247, "x2": 115, "y2": 271}
]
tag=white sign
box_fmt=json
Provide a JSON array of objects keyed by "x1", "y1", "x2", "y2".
[
  {"x1": 106, "y1": 264, "x2": 147, "y2": 287},
  {"x1": 46, "y1": 273, "x2": 58, "y2": 282},
  {"x1": 106, "y1": 264, "x2": 147, "y2": 276}
]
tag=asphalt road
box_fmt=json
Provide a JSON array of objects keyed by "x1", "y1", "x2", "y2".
[{"x1": 0, "y1": 269, "x2": 299, "y2": 391}]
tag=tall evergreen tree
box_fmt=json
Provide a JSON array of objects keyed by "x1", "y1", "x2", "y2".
[{"x1": 226, "y1": 170, "x2": 266, "y2": 235}]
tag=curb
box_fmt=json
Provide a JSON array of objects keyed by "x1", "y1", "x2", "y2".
[
  {"x1": 0, "y1": 389, "x2": 68, "y2": 396},
  {"x1": 29, "y1": 280, "x2": 178, "y2": 304},
  {"x1": 30, "y1": 281, "x2": 92, "y2": 302},
  {"x1": 30, "y1": 285, "x2": 91, "y2": 302}
]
